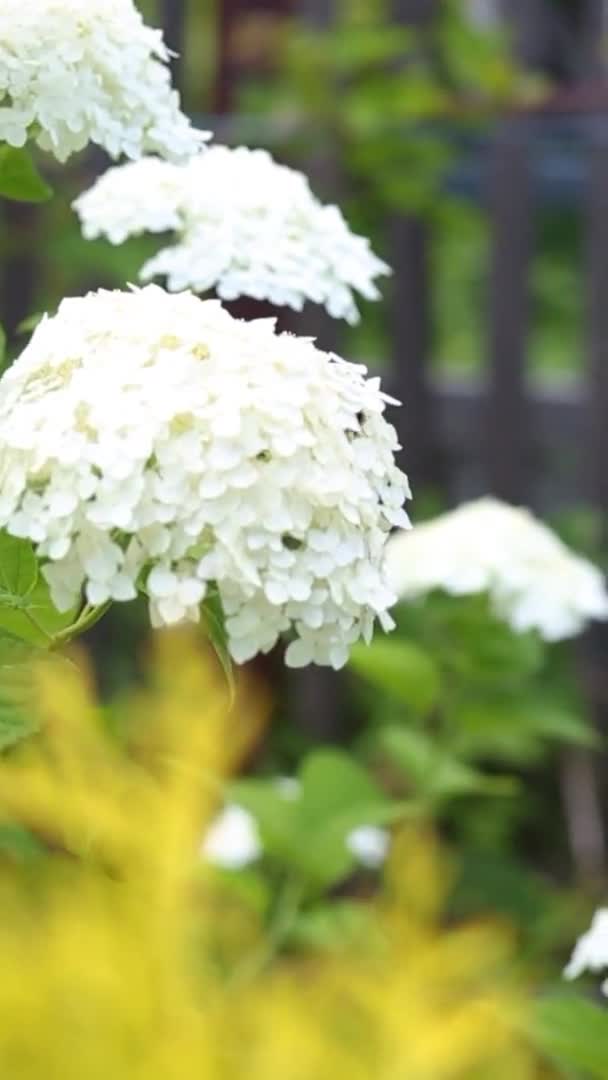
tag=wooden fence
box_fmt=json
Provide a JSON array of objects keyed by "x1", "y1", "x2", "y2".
[
  {"x1": 154, "y1": 0, "x2": 608, "y2": 518},
  {"x1": 155, "y1": 0, "x2": 608, "y2": 871},
  {"x1": 2, "y1": 0, "x2": 608, "y2": 866}
]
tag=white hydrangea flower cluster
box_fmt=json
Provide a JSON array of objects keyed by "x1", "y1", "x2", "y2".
[
  {"x1": 385, "y1": 497, "x2": 608, "y2": 641},
  {"x1": 201, "y1": 791, "x2": 390, "y2": 871},
  {"x1": 73, "y1": 146, "x2": 390, "y2": 323},
  {"x1": 0, "y1": 286, "x2": 409, "y2": 669},
  {"x1": 564, "y1": 908, "x2": 608, "y2": 994},
  {"x1": 0, "y1": 0, "x2": 207, "y2": 162}
]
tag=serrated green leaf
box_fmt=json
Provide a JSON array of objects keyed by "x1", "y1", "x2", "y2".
[
  {"x1": 228, "y1": 780, "x2": 300, "y2": 861},
  {"x1": 349, "y1": 637, "x2": 440, "y2": 715},
  {"x1": 0, "y1": 630, "x2": 42, "y2": 750},
  {"x1": 0, "y1": 531, "x2": 38, "y2": 601},
  {"x1": 231, "y1": 756, "x2": 402, "y2": 891},
  {"x1": 0, "y1": 146, "x2": 52, "y2": 202},
  {"x1": 0, "y1": 574, "x2": 76, "y2": 647},
  {"x1": 532, "y1": 995, "x2": 608, "y2": 1078},
  {"x1": 452, "y1": 697, "x2": 597, "y2": 765},
  {"x1": 298, "y1": 749, "x2": 386, "y2": 825},
  {"x1": 295, "y1": 752, "x2": 393, "y2": 889},
  {"x1": 376, "y1": 725, "x2": 517, "y2": 802},
  {"x1": 201, "y1": 592, "x2": 235, "y2": 698}
]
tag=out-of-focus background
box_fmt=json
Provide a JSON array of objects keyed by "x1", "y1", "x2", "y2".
[
  {"x1": 5, "y1": 9, "x2": 608, "y2": 1072},
  {"x1": 5, "y1": 0, "x2": 608, "y2": 516},
  {"x1": 4, "y1": 0, "x2": 608, "y2": 942}
]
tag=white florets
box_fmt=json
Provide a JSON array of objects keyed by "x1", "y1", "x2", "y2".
[
  {"x1": 0, "y1": 285, "x2": 409, "y2": 668},
  {"x1": 564, "y1": 908, "x2": 608, "y2": 994},
  {"x1": 73, "y1": 146, "x2": 390, "y2": 323},
  {"x1": 201, "y1": 789, "x2": 390, "y2": 871},
  {"x1": 384, "y1": 497, "x2": 608, "y2": 641},
  {"x1": 201, "y1": 805, "x2": 262, "y2": 870},
  {"x1": 0, "y1": 0, "x2": 207, "y2": 162}
]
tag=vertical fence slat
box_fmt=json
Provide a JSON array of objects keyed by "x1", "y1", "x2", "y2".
[
  {"x1": 159, "y1": 0, "x2": 187, "y2": 93},
  {"x1": 389, "y1": 0, "x2": 443, "y2": 491},
  {"x1": 390, "y1": 216, "x2": 442, "y2": 490},
  {"x1": 284, "y1": 0, "x2": 344, "y2": 740},
  {"x1": 1, "y1": 203, "x2": 39, "y2": 341},
  {"x1": 485, "y1": 123, "x2": 533, "y2": 501},
  {"x1": 389, "y1": 217, "x2": 443, "y2": 489},
  {"x1": 586, "y1": 132, "x2": 608, "y2": 514}
]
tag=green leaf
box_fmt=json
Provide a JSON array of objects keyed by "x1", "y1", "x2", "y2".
[
  {"x1": 16, "y1": 312, "x2": 44, "y2": 336},
  {"x1": 295, "y1": 752, "x2": 395, "y2": 889},
  {"x1": 228, "y1": 779, "x2": 300, "y2": 861},
  {"x1": 298, "y1": 749, "x2": 387, "y2": 826},
  {"x1": 0, "y1": 823, "x2": 46, "y2": 864},
  {"x1": 290, "y1": 900, "x2": 378, "y2": 952},
  {"x1": 0, "y1": 146, "x2": 52, "y2": 203},
  {"x1": 0, "y1": 531, "x2": 38, "y2": 602},
  {"x1": 349, "y1": 637, "x2": 440, "y2": 715},
  {"x1": 0, "y1": 631, "x2": 42, "y2": 750},
  {"x1": 201, "y1": 592, "x2": 234, "y2": 698},
  {"x1": 453, "y1": 697, "x2": 597, "y2": 765},
  {"x1": 0, "y1": 574, "x2": 76, "y2": 647},
  {"x1": 375, "y1": 725, "x2": 517, "y2": 803},
  {"x1": 532, "y1": 995, "x2": 608, "y2": 1078},
  {"x1": 231, "y1": 754, "x2": 402, "y2": 891}
]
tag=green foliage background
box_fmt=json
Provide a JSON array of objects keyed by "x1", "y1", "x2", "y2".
[{"x1": 0, "y1": 3, "x2": 606, "y2": 1075}]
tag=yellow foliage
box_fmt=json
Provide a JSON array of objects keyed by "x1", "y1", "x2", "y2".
[{"x1": 0, "y1": 631, "x2": 546, "y2": 1078}]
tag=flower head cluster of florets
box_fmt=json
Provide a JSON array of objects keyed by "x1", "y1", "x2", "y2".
[
  {"x1": 74, "y1": 146, "x2": 390, "y2": 322},
  {"x1": 0, "y1": 286, "x2": 410, "y2": 668},
  {"x1": 385, "y1": 497, "x2": 608, "y2": 641},
  {"x1": 0, "y1": 0, "x2": 206, "y2": 161}
]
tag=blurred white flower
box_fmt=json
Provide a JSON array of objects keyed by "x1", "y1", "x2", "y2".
[
  {"x1": 202, "y1": 793, "x2": 390, "y2": 871},
  {"x1": 346, "y1": 825, "x2": 390, "y2": 869},
  {"x1": 201, "y1": 805, "x2": 262, "y2": 870},
  {"x1": 0, "y1": 0, "x2": 207, "y2": 162},
  {"x1": 564, "y1": 908, "x2": 608, "y2": 994},
  {"x1": 73, "y1": 146, "x2": 390, "y2": 323},
  {"x1": 0, "y1": 285, "x2": 409, "y2": 668},
  {"x1": 385, "y1": 497, "x2": 608, "y2": 641}
]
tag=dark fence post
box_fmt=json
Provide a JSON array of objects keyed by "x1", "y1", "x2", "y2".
[
  {"x1": 389, "y1": 0, "x2": 444, "y2": 492},
  {"x1": 484, "y1": 121, "x2": 533, "y2": 502},
  {"x1": 585, "y1": 129, "x2": 608, "y2": 516},
  {"x1": 280, "y1": 0, "x2": 346, "y2": 741},
  {"x1": 295, "y1": 0, "x2": 342, "y2": 354},
  {"x1": 579, "y1": 132, "x2": 608, "y2": 875},
  {"x1": 1, "y1": 202, "x2": 39, "y2": 342},
  {"x1": 159, "y1": 0, "x2": 187, "y2": 93}
]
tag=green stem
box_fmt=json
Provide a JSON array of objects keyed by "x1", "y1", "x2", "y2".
[
  {"x1": 50, "y1": 600, "x2": 112, "y2": 649},
  {"x1": 21, "y1": 607, "x2": 55, "y2": 646},
  {"x1": 228, "y1": 875, "x2": 305, "y2": 987}
]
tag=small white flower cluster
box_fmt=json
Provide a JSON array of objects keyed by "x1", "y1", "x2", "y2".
[
  {"x1": 73, "y1": 146, "x2": 390, "y2": 323},
  {"x1": 202, "y1": 788, "x2": 389, "y2": 871},
  {"x1": 385, "y1": 497, "x2": 608, "y2": 641},
  {"x1": 564, "y1": 908, "x2": 608, "y2": 994},
  {"x1": 202, "y1": 805, "x2": 262, "y2": 870},
  {"x1": 0, "y1": 0, "x2": 206, "y2": 162},
  {"x1": 0, "y1": 286, "x2": 409, "y2": 668}
]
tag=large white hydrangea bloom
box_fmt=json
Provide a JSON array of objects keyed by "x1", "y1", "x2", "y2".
[
  {"x1": 73, "y1": 146, "x2": 390, "y2": 323},
  {"x1": 0, "y1": 286, "x2": 409, "y2": 668},
  {"x1": 0, "y1": 0, "x2": 206, "y2": 162},
  {"x1": 564, "y1": 908, "x2": 608, "y2": 994},
  {"x1": 385, "y1": 497, "x2": 608, "y2": 641}
]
